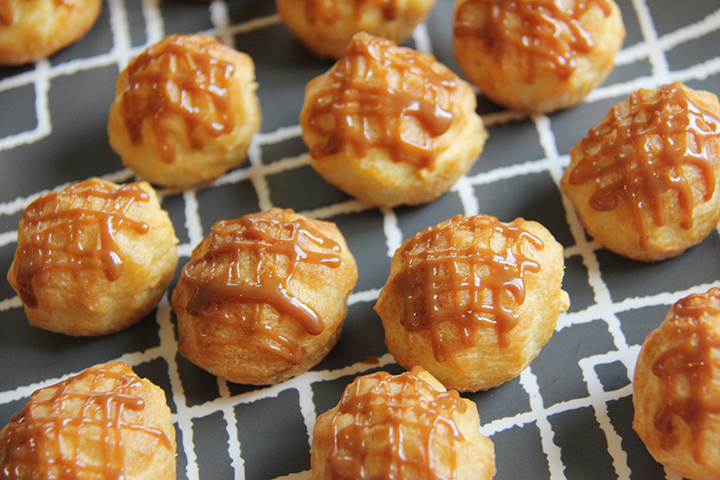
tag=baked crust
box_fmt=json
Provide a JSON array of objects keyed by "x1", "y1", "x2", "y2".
[
  {"x1": 276, "y1": 0, "x2": 436, "y2": 59},
  {"x1": 0, "y1": 362, "x2": 176, "y2": 480},
  {"x1": 561, "y1": 82, "x2": 720, "y2": 262},
  {"x1": 375, "y1": 214, "x2": 569, "y2": 392},
  {"x1": 301, "y1": 32, "x2": 487, "y2": 208},
  {"x1": 310, "y1": 366, "x2": 495, "y2": 480},
  {"x1": 0, "y1": 0, "x2": 101, "y2": 65},
  {"x1": 108, "y1": 34, "x2": 261, "y2": 189},
  {"x1": 633, "y1": 288, "x2": 720, "y2": 480},
  {"x1": 171, "y1": 208, "x2": 358, "y2": 385},
  {"x1": 452, "y1": 0, "x2": 625, "y2": 113},
  {"x1": 6, "y1": 178, "x2": 178, "y2": 336}
]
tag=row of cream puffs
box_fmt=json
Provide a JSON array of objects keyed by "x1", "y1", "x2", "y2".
[{"x1": 2, "y1": 285, "x2": 719, "y2": 480}]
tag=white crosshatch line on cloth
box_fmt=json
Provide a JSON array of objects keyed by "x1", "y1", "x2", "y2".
[{"x1": 0, "y1": 1, "x2": 719, "y2": 480}]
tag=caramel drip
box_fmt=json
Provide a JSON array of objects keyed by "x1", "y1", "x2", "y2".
[
  {"x1": 306, "y1": 34, "x2": 456, "y2": 169},
  {"x1": 305, "y1": 0, "x2": 398, "y2": 24},
  {"x1": 392, "y1": 215, "x2": 543, "y2": 361},
  {"x1": 454, "y1": 0, "x2": 612, "y2": 81},
  {"x1": 184, "y1": 208, "x2": 342, "y2": 364},
  {"x1": 568, "y1": 83, "x2": 720, "y2": 250},
  {"x1": 14, "y1": 180, "x2": 150, "y2": 308},
  {"x1": 0, "y1": 363, "x2": 172, "y2": 479},
  {"x1": 328, "y1": 368, "x2": 467, "y2": 480},
  {"x1": 121, "y1": 35, "x2": 236, "y2": 164},
  {"x1": 651, "y1": 288, "x2": 720, "y2": 464}
]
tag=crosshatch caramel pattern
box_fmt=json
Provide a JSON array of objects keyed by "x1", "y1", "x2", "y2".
[
  {"x1": 1, "y1": 1, "x2": 720, "y2": 479},
  {"x1": 326, "y1": 368, "x2": 470, "y2": 479},
  {"x1": 567, "y1": 83, "x2": 720, "y2": 243},
  {"x1": 12, "y1": 180, "x2": 150, "y2": 306},
  {"x1": 305, "y1": 32, "x2": 457, "y2": 169},
  {"x1": 453, "y1": 0, "x2": 614, "y2": 81},
  {"x1": 182, "y1": 209, "x2": 342, "y2": 362},
  {"x1": 1, "y1": 362, "x2": 173, "y2": 478},
  {"x1": 648, "y1": 289, "x2": 720, "y2": 459},
  {"x1": 121, "y1": 34, "x2": 237, "y2": 164},
  {"x1": 392, "y1": 215, "x2": 544, "y2": 359}
]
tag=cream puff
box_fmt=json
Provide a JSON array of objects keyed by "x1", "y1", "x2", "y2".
[
  {"x1": 276, "y1": 0, "x2": 436, "y2": 59},
  {"x1": 171, "y1": 208, "x2": 358, "y2": 385},
  {"x1": 561, "y1": 82, "x2": 720, "y2": 261},
  {"x1": 633, "y1": 288, "x2": 720, "y2": 480},
  {"x1": 301, "y1": 32, "x2": 487, "y2": 208},
  {"x1": 108, "y1": 34, "x2": 261, "y2": 189},
  {"x1": 7, "y1": 178, "x2": 178, "y2": 336},
  {"x1": 452, "y1": 0, "x2": 625, "y2": 113},
  {"x1": 0, "y1": 0, "x2": 101, "y2": 65},
  {"x1": 0, "y1": 362, "x2": 176, "y2": 480},
  {"x1": 311, "y1": 366, "x2": 495, "y2": 480},
  {"x1": 375, "y1": 213, "x2": 569, "y2": 392}
]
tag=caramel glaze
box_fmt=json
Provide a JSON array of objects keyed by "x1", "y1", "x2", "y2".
[
  {"x1": 454, "y1": 0, "x2": 612, "y2": 81},
  {"x1": 0, "y1": 0, "x2": 76, "y2": 26},
  {"x1": 305, "y1": 0, "x2": 398, "y2": 24},
  {"x1": 328, "y1": 367, "x2": 468, "y2": 479},
  {"x1": 651, "y1": 288, "x2": 720, "y2": 464},
  {"x1": 392, "y1": 215, "x2": 544, "y2": 362},
  {"x1": 184, "y1": 208, "x2": 342, "y2": 365},
  {"x1": 14, "y1": 180, "x2": 150, "y2": 309},
  {"x1": 0, "y1": 362, "x2": 172, "y2": 479},
  {"x1": 306, "y1": 33, "x2": 456, "y2": 169},
  {"x1": 568, "y1": 83, "x2": 720, "y2": 250},
  {"x1": 121, "y1": 34, "x2": 236, "y2": 164}
]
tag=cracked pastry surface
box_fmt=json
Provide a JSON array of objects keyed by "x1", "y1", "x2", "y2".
[
  {"x1": 0, "y1": 0, "x2": 101, "y2": 65},
  {"x1": 633, "y1": 288, "x2": 720, "y2": 480},
  {"x1": 171, "y1": 207, "x2": 357, "y2": 385},
  {"x1": 300, "y1": 32, "x2": 487, "y2": 208},
  {"x1": 0, "y1": 362, "x2": 176, "y2": 480},
  {"x1": 310, "y1": 366, "x2": 495, "y2": 480},
  {"x1": 6, "y1": 178, "x2": 178, "y2": 336},
  {"x1": 108, "y1": 34, "x2": 261, "y2": 189},
  {"x1": 561, "y1": 82, "x2": 720, "y2": 262},
  {"x1": 374, "y1": 214, "x2": 569, "y2": 392},
  {"x1": 452, "y1": 0, "x2": 625, "y2": 113},
  {"x1": 276, "y1": 0, "x2": 436, "y2": 60}
]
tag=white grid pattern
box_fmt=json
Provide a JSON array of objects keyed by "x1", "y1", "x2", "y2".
[{"x1": 1, "y1": 1, "x2": 720, "y2": 479}]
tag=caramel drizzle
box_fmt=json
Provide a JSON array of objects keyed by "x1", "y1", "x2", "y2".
[
  {"x1": 121, "y1": 35, "x2": 236, "y2": 164},
  {"x1": 0, "y1": 363, "x2": 172, "y2": 479},
  {"x1": 0, "y1": 0, "x2": 76, "y2": 26},
  {"x1": 651, "y1": 288, "x2": 720, "y2": 464},
  {"x1": 328, "y1": 368, "x2": 467, "y2": 480},
  {"x1": 568, "y1": 83, "x2": 720, "y2": 250},
  {"x1": 305, "y1": 0, "x2": 398, "y2": 24},
  {"x1": 14, "y1": 180, "x2": 150, "y2": 308},
  {"x1": 454, "y1": 0, "x2": 612, "y2": 81},
  {"x1": 392, "y1": 215, "x2": 543, "y2": 362},
  {"x1": 306, "y1": 34, "x2": 456, "y2": 169},
  {"x1": 184, "y1": 208, "x2": 342, "y2": 365}
]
